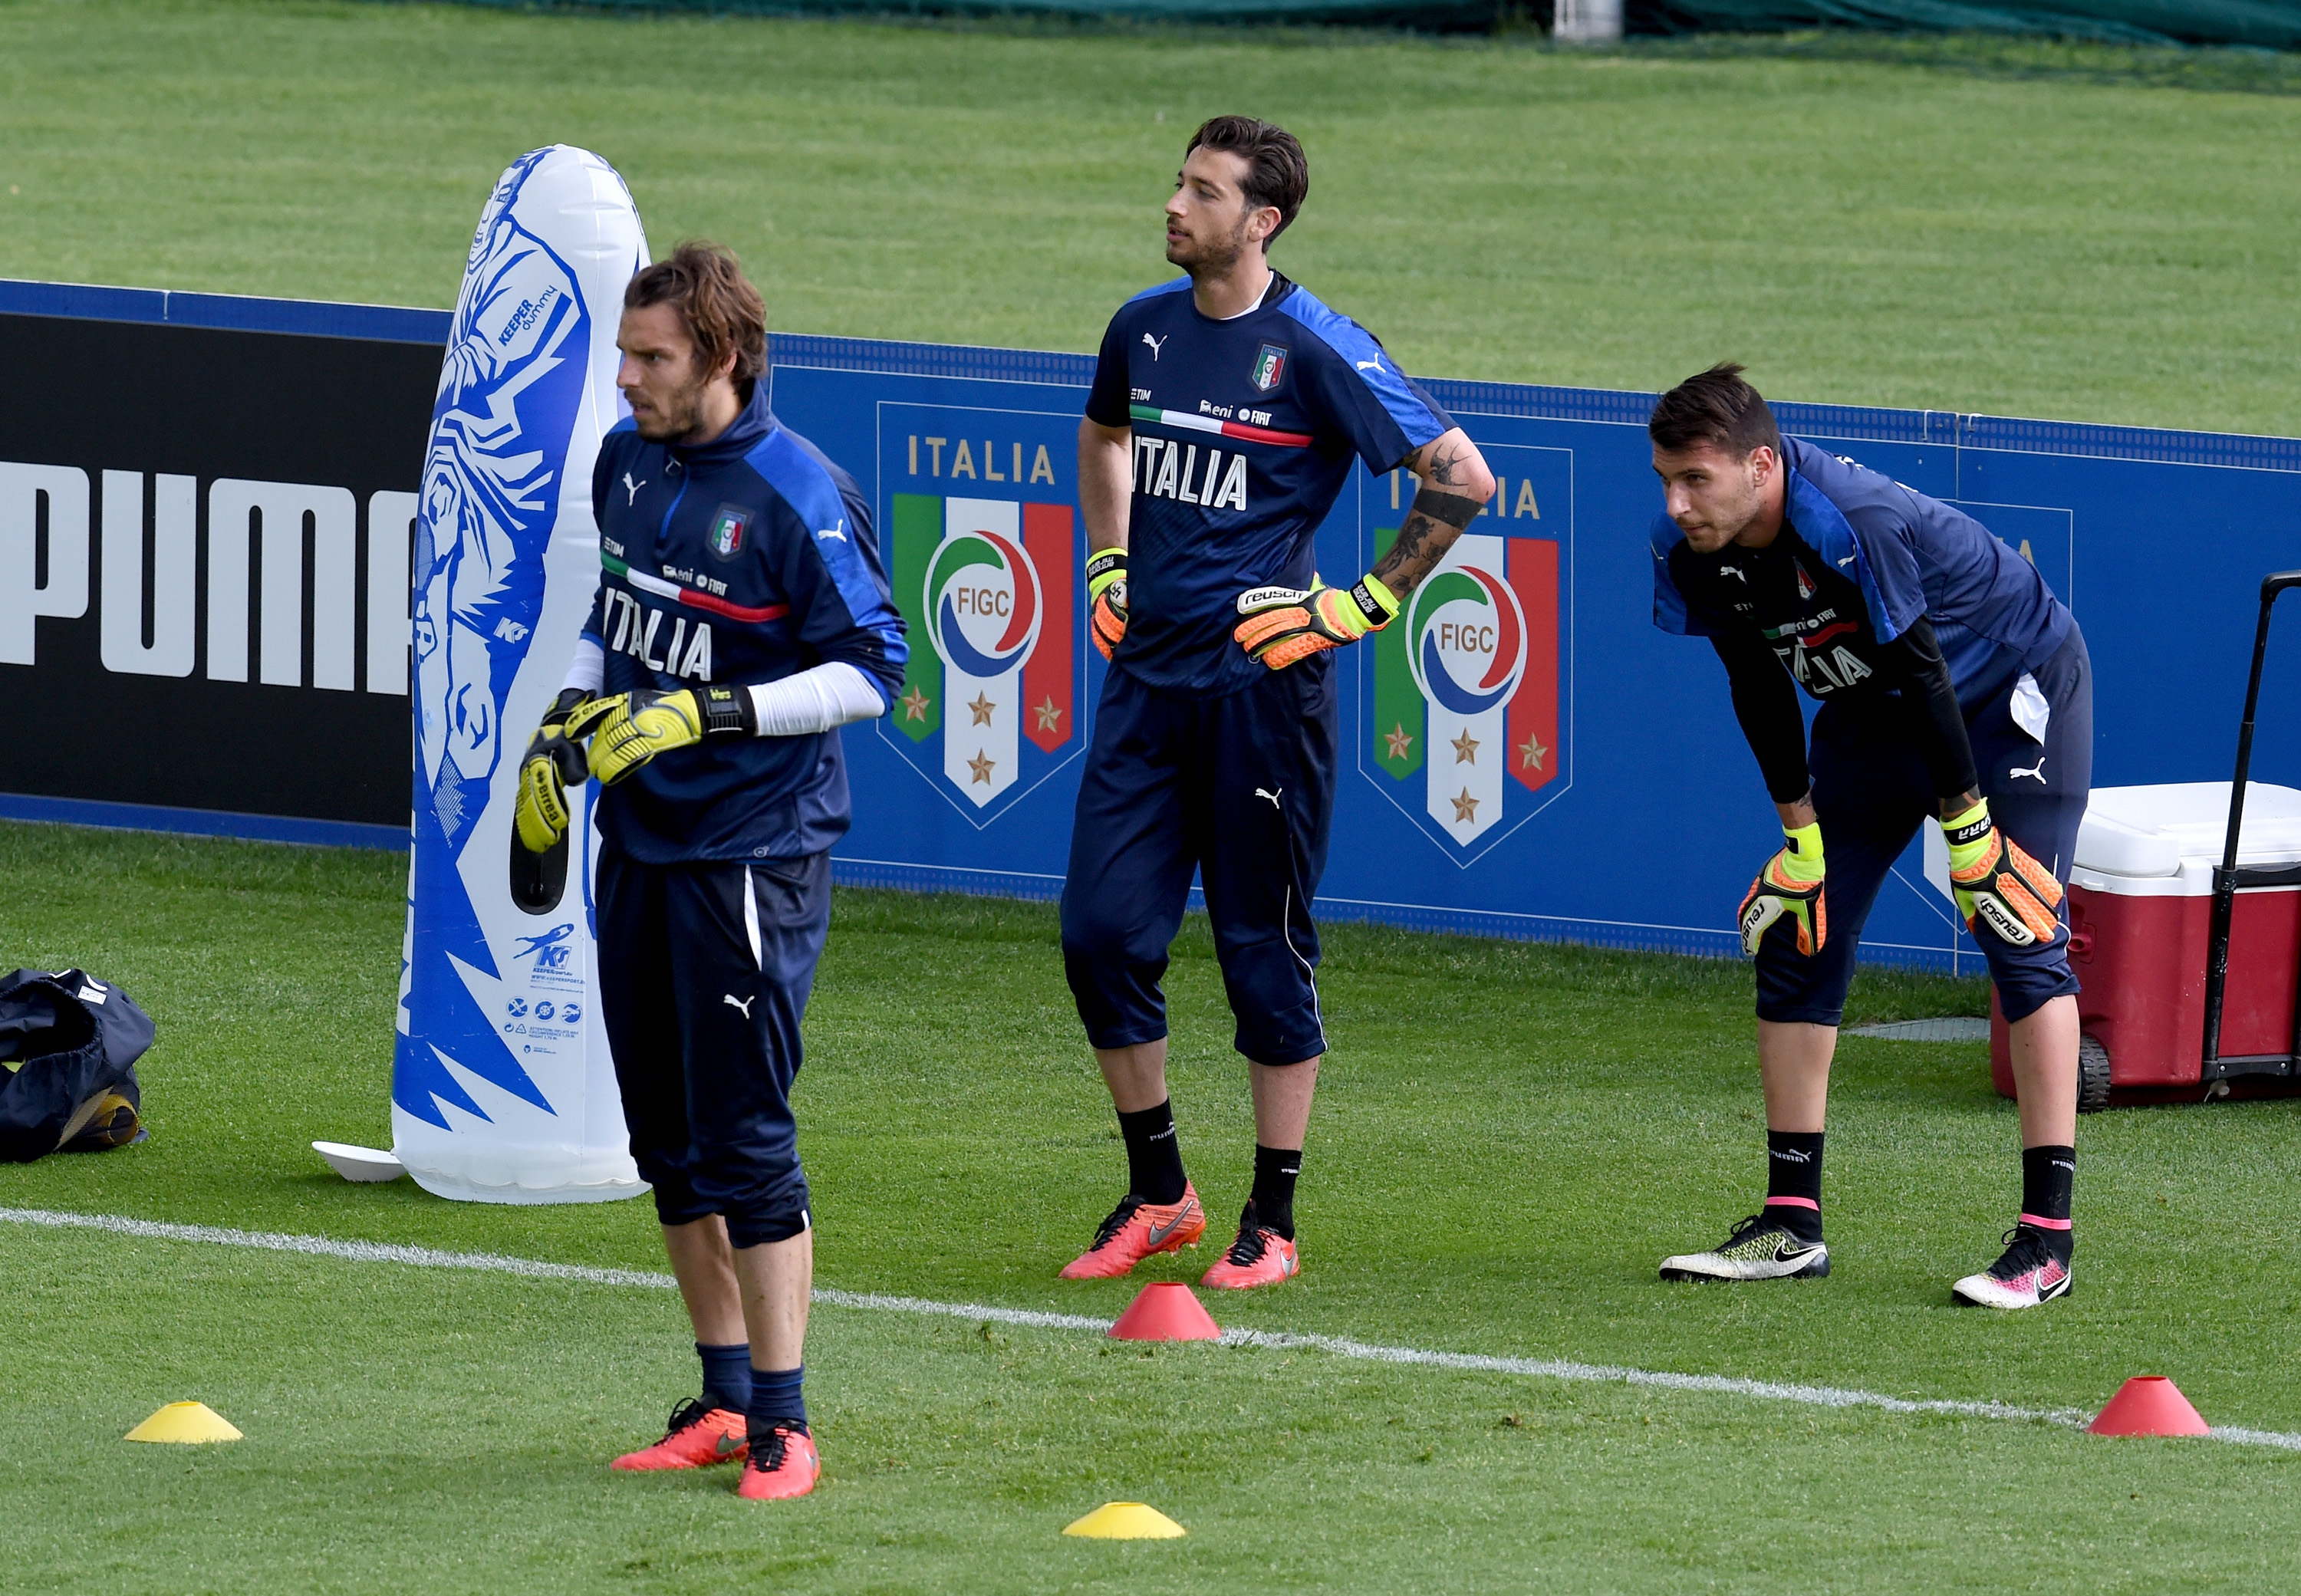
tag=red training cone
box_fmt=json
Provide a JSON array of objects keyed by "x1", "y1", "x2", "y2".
[
  {"x1": 1108, "y1": 1282, "x2": 1220, "y2": 1342},
  {"x1": 2089, "y1": 1376, "x2": 2211, "y2": 1436}
]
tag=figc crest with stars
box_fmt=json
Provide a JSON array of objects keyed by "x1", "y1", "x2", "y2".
[
  {"x1": 880, "y1": 406, "x2": 1088, "y2": 826},
  {"x1": 1361, "y1": 444, "x2": 1573, "y2": 865}
]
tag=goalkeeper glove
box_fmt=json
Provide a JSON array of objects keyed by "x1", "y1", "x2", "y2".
[
  {"x1": 1233, "y1": 573, "x2": 1398, "y2": 670},
  {"x1": 565, "y1": 683, "x2": 755, "y2": 786},
  {"x1": 1944, "y1": 799, "x2": 2063, "y2": 946},
  {"x1": 1740, "y1": 821, "x2": 1827, "y2": 957},
  {"x1": 513, "y1": 687, "x2": 593, "y2": 854},
  {"x1": 1087, "y1": 548, "x2": 1128, "y2": 662}
]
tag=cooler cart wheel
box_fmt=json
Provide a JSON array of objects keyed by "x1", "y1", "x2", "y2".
[{"x1": 2076, "y1": 1034, "x2": 2113, "y2": 1114}]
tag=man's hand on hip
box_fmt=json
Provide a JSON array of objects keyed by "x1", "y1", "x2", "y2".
[{"x1": 1233, "y1": 574, "x2": 1397, "y2": 670}]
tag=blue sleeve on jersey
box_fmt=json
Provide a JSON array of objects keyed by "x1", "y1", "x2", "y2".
[
  {"x1": 1779, "y1": 459, "x2": 1919, "y2": 645},
  {"x1": 1649, "y1": 515, "x2": 1704, "y2": 637},
  {"x1": 1086, "y1": 306, "x2": 1134, "y2": 429},
  {"x1": 1279, "y1": 288, "x2": 1450, "y2": 471},
  {"x1": 746, "y1": 430, "x2": 908, "y2": 707}
]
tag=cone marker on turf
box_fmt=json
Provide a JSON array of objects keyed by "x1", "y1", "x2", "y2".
[
  {"x1": 2089, "y1": 1376, "x2": 2210, "y2": 1436},
  {"x1": 125, "y1": 1402, "x2": 243, "y2": 1443},
  {"x1": 1064, "y1": 1502, "x2": 1187, "y2": 1538},
  {"x1": 1108, "y1": 1282, "x2": 1220, "y2": 1341}
]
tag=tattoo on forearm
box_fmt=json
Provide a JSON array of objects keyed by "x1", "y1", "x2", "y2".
[{"x1": 1372, "y1": 489, "x2": 1483, "y2": 596}]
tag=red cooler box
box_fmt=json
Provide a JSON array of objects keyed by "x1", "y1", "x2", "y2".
[{"x1": 1990, "y1": 782, "x2": 2301, "y2": 1104}]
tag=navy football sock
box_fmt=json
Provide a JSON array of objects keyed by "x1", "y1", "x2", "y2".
[
  {"x1": 696, "y1": 1342, "x2": 752, "y2": 1413},
  {"x1": 749, "y1": 1364, "x2": 807, "y2": 1437},
  {"x1": 1249, "y1": 1144, "x2": 1301, "y2": 1241},
  {"x1": 1764, "y1": 1130, "x2": 1825, "y2": 1242},
  {"x1": 1117, "y1": 1099, "x2": 1188, "y2": 1205},
  {"x1": 2021, "y1": 1144, "x2": 2076, "y2": 1261}
]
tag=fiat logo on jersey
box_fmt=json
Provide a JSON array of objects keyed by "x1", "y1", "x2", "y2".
[
  {"x1": 1405, "y1": 565, "x2": 1526, "y2": 717},
  {"x1": 927, "y1": 530, "x2": 1042, "y2": 677}
]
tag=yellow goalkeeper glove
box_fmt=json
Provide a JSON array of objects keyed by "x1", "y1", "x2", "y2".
[
  {"x1": 513, "y1": 688, "x2": 592, "y2": 854},
  {"x1": 565, "y1": 684, "x2": 754, "y2": 786},
  {"x1": 1740, "y1": 821, "x2": 1827, "y2": 957}
]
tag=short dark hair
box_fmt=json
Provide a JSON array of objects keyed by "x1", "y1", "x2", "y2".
[
  {"x1": 1187, "y1": 115, "x2": 1309, "y2": 242},
  {"x1": 624, "y1": 241, "x2": 767, "y2": 392},
  {"x1": 1648, "y1": 363, "x2": 1783, "y2": 459}
]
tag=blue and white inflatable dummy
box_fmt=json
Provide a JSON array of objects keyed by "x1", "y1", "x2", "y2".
[{"x1": 392, "y1": 146, "x2": 649, "y2": 1203}]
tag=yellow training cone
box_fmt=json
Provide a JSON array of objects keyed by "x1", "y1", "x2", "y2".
[
  {"x1": 1063, "y1": 1502, "x2": 1185, "y2": 1539},
  {"x1": 125, "y1": 1402, "x2": 243, "y2": 1443}
]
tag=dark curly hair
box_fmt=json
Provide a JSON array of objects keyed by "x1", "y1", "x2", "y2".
[
  {"x1": 624, "y1": 241, "x2": 767, "y2": 393},
  {"x1": 1187, "y1": 115, "x2": 1309, "y2": 242}
]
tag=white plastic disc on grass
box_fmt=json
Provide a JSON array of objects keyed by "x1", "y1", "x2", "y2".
[{"x1": 313, "y1": 1141, "x2": 406, "y2": 1183}]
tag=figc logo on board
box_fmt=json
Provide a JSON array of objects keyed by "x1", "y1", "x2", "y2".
[
  {"x1": 1363, "y1": 443, "x2": 1573, "y2": 865},
  {"x1": 881, "y1": 405, "x2": 1085, "y2": 826}
]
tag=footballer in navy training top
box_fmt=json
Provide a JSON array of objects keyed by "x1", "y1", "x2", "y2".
[{"x1": 1055, "y1": 115, "x2": 1497, "y2": 1292}]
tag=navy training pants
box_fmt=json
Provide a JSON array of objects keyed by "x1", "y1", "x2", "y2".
[
  {"x1": 1061, "y1": 660, "x2": 1337, "y2": 1067},
  {"x1": 1756, "y1": 627, "x2": 2092, "y2": 1026},
  {"x1": 595, "y1": 847, "x2": 829, "y2": 1248}
]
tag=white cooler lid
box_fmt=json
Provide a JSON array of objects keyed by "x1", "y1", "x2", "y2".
[{"x1": 2075, "y1": 782, "x2": 2301, "y2": 878}]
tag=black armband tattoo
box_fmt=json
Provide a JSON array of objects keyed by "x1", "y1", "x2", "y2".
[{"x1": 1411, "y1": 486, "x2": 1485, "y2": 531}]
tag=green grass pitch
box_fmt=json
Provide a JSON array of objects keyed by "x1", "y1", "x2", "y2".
[
  {"x1": 3, "y1": 0, "x2": 2301, "y2": 434},
  {"x1": 8, "y1": 821, "x2": 2301, "y2": 1591},
  {"x1": 8, "y1": 3, "x2": 2301, "y2": 1588}
]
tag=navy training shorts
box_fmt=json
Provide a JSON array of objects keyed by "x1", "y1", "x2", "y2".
[
  {"x1": 1061, "y1": 658, "x2": 1337, "y2": 1067},
  {"x1": 595, "y1": 847, "x2": 830, "y2": 1248},
  {"x1": 1756, "y1": 627, "x2": 2093, "y2": 1026}
]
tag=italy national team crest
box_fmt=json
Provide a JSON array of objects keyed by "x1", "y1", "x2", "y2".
[
  {"x1": 1252, "y1": 344, "x2": 1288, "y2": 393},
  {"x1": 708, "y1": 504, "x2": 748, "y2": 558},
  {"x1": 879, "y1": 405, "x2": 1086, "y2": 826},
  {"x1": 1362, "y1": 443, "x2": 1573, "y2": 865}
]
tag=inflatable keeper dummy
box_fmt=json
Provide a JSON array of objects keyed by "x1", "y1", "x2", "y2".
[{"x1": 392, "y1": 146, "x2": 650, "y2": 1203}]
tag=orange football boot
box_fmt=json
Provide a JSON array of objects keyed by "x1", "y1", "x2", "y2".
[
  {"x1": 1200, "y1": 1205, "x2": 1299, "y2": 1290},
  {"x1": 1058, "y1": 1183, "x2": 1206, "y2": 1279},
  {"x1": 735, "y1": 1425, "x2": 821, "y2": 1501},
  {"x1": 611, "y1": 1398, "x2": 747, "y2": 1470}
]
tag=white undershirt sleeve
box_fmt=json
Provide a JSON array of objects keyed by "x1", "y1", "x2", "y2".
[
  {"x1": 559, "y1": 637, "x2": 605, "y2": 696},
  {"x1": 744, "y1": 661, "x2": 888, "y2": 737}
]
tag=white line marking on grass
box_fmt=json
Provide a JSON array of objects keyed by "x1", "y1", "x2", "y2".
[
  {"x1": 7, "y1": 1206, "x2": 2296, "y2": 1451},
  {"x1": 0, "y1": 1206, "x2": 679, "y2": 1289}
]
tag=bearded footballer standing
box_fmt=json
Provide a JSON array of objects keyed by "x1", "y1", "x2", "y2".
[
  {"x1": 513, "y1": 244, "x2": 905, "y2": 1497},
  {"x1": 1057, "y1": 116, "x2": 1496, "y2": 1289},
  {"x1": 1648, "y1": 365, "x2": 2091, "y2": 1309}
]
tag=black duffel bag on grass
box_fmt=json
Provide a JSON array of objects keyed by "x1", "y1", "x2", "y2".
[{"x1": 0, "y1": 968, "x2": 154, "y2": 1161}]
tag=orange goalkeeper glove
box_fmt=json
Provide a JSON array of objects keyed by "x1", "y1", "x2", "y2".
[
  {"x1": 1945, "y1": 799, "x2": 2064, "y2": 946},
  {"x1": 1233, "y1": 573, "x2": 1398, "y2": 670},
  {"x1": 1087, "y1": 548, "x2": 1127, "y2": 662}
]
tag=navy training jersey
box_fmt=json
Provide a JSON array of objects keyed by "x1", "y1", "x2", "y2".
[
  {"x1": 1085, "y1": 272, "x2": 1452, "y2": 697},
  {"x1": 1650, "y1": 436, "x2": 2072, "y2": 711},
  {"x1": 585, "y1": 383, "x2": 907, "y2": 864}
]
